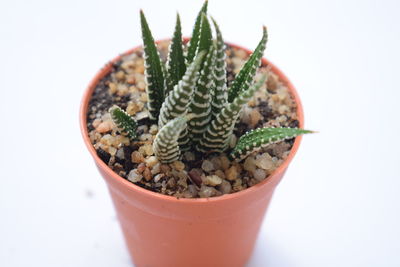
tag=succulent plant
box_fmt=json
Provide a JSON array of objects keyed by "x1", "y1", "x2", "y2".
[{"x1": 110, "y1": 1, "x2": 312, "y2": 164}]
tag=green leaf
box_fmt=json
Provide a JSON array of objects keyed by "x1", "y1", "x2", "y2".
[
  {"x1": 153, "y1": 116, "x2": 190, "y2": 163},
  {"x1": 158, "y1": 51, "x2": 206, "y2": 150},
  {"x1": 158, "y1": 51, "x2": 206, "y2": 127},
  {"x1": 197, "y1": 13, "x2": 213, "y2": 55},
  {"x1": 166, "y1": 13, "x2": 186, "y2": 95},
  {"x1": 210, "y1": 17, "x2": 227, "y2": 117},
  {"x1": 227, "y1": 26, "x2": 268, "y2": 102},
  {"x1": 188, "y1": 44, "x2": 215, "y2": 143},
  {"x1": 186, "y1": 1, "x2": 208, "y2": 63},
  {"x1": 140, "y1": 10, "x2": 165, "y2": 120},
  {"x1": 109, "y1": 105, "x2": 138, "y2": 140},
  {"x1": 230, "y1": 127, "x2": 314, "y2": 161},
  {"x1": 197, "y1": 75, "x2": 267, "y2": 153}
]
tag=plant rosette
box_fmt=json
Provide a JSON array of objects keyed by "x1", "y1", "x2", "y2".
[{"x1": 80, "y1": 2, "x2": 311, "y2": 266}]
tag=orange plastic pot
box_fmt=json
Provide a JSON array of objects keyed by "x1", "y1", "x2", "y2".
[{"x1": 80, "y1": 41, "x2": 304, "y2": 267}]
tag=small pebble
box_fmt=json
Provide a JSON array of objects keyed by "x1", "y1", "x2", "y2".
[
  {"x1": 115, "y1": 70, "x2": 125, "y2": 81},
  {"x1": 203, "y1": 175, "x2": 222, "y2": 186},
  {"x1": 149, "y1": 124, "x2": 158, "y2": 135},
  {"x1": 96, "y1": 121, "x2": 113, "y2": 133},
  {"x1": 250, "y1": 109, "x2": 262, "y2": 127},
  {"x1": 160, "y1": 164, "x2": 171, "y2": 174},
  {"x1": 225, "y1": 166, "x2": 238, "y2": 181},
  {"x1": 108, "y1": 82, "x2": 117, "y2": 94},
  {"x1": 154, "y1": 173, "x2": 165, "y2": 183},
  {"x1": 198, "y1": 185, "x2": 218, "y2": 198},
  {"x1": 116, "y1": 84, "x2": 129, "y2": 96},
  {"x1": 188, "y1": 184, "x2": 198, "y2": 195},
  {"x1": 253, "y1": 169, "x2": 266, "y2": 181},
  {"x1": 137, "y1": 81, "x2": 146, "y2": 91},
  {"x1": 278, "y1": 105, "x2": 289, "y2": 114},
  {"x1": 167, "y1": 178, "x2": 176, "y2": 188},
  {"x1": 219, "y1": 156, "x2": 230, "y2": 170},
  {"x1": 126, "y1": 102, "x2": 142, "y2": 115},
  {"x1": 171, "y1": 161, "x2": 185, "y2": 171},
  {"x1": 140, "y1": 93, "x2": 148, "y2": 102},
  {"x1": 145, "y1": 156, "x2": 159, "y2": 168},
  {"x1": 136, "y1": 163, "x2": 146, "y2": 173},
  {"x1": 232, "y1": 179, "x2": 243, "y2": 191},
  {"x1": 143, "y1": 168, "x2": 152, "y2": 181},
  {"x1": 135, "y1": 111, "x2": 149, "y2": 121},
  {"x1": 100, "y1": 134, "x2": 115, "y2": 146},
  {"x1": 127, "y1": 170, "x2": 142, "y2": 183},
  {"x1": 214, "y1": 170, "x2": 226, "y2": 179},
  {"x1": 151, "y1": 163, "x2": 161, "y2": 175},
  {"x1": 201, "y1": 160, "x2": 214, "y2": 172},
  {"x1": 108, "y1": 146, "x2": 117, "y2": 156},
  {"x1": 241, "y1": 106, "x2": 253, "y2": 125},
  {"x1": 218, "y1": 180, "x2": 232, "y2": 194},
  {"x1": 255, "y1": 153, "x2": 274, "y2": 170},
  {"x1": 188, "y1": 168, "x2": 203, "y2": 186},
  {"x1": 116, "y1": 148, "x2": 125, "y2": 159},
  {"x1": 131, "y1": 151, "x2": 144, "y2": 163},
  {"x1": 139, "y1": 133, "x2": 153, "y2": 141},
  {"x1": 243, "y1": 156, "x2": 257, "y2": 173},
  {"x1": 210, "y1": 157, "x2": 222, "y2": 170},
  {"x1": 92, "y1": 119, "x2": 101, "y2": 128},
  {"x1": 139, "y1": 144, "x2": 153, "y2": 156}
]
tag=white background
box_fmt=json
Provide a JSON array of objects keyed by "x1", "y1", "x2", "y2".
[{"x1": 1, "y1": 0, "x2": 399, "y2": 266}]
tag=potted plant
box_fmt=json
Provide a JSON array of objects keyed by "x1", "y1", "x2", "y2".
[{"x1": 80, "y1": 1, "x2": 312, "y2": 266}]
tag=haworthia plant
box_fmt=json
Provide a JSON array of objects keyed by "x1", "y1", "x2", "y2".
[
  {"x1": 230, "y1": 128, "x2": 314, "y2": 161},
  {"x1": 112, "y1": 2, "x2": 312, "y2": 165},
  {"x1": 109, "y1": 105, "x2": 138, "y2": 139},
  {"x1": 197, "y1": 75, "x2": 267, "y2": 152},
  {"x1": 158, "y1": 51, "x2": 206, "y2": 128},
  {"x1": 140, "y1": 10, "x2": 165, "y2": 120},
  {"x1": 153, "y1": 116, "x2": 190, "y2": 163},
  {"x1": 158, "y1": 51, "x2": 206, "y2": 150}
]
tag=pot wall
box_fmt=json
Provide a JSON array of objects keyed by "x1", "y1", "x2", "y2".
[{"x1": 97, "y1": 162, "x2": 285, "y2": 267}]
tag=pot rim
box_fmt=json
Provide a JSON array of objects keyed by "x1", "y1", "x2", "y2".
[{"x1": 79, "y1": 39, "x2": 304, "y2": 204}]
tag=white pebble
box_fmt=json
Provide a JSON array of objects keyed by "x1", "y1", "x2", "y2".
[
  {"x1": 135, "y1": 111, "x2": 149, "y2": 121},
  {"x1": 151, "y1": 163, "x2": 161, "y2": 175},
  {"x1": 198, "y1": 185, "x2": 217, "y2": 198},
  {"x1": 139, "y1": 133, "x2": 153, "y2": 141},
  {"x1": 116, "y1": 148, "x2": 125, "y2": 159},
  {"x1": 253, "y1": 169, "x2": 266, "y2": 181},
  {"x1": 203, "y1": 175, "x2": 223, "y2": 186},
  {"x1": 127, "y1": 170, "x2": 143, "y2": 183},
  {"x1": 149, "y1": 124, "x2": 158, "y2": 134},
  {"x1": 255, "y1": 153, "x2": 274, "y2": 170},
  {"x1": 154, "y1": 173, "x2": 164, "y2": 182}
]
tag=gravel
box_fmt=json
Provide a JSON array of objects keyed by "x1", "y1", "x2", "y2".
[{"x1": 86, "y1": 41, "x2": 299, "y2": 198}]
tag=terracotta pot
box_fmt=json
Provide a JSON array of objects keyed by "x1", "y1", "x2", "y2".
[{"x1": 80, "y1": 41, "x2": 304, "y2": 267}]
